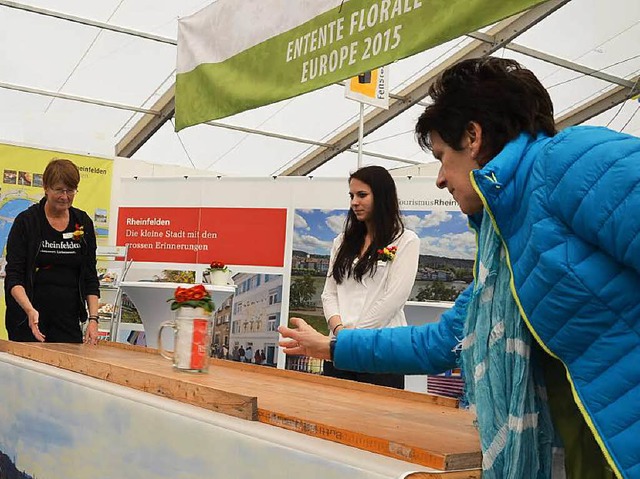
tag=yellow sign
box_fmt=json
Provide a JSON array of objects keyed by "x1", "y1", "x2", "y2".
[
  {"x1": 0, "y1": 143, "x2": 114, "y2": 339},
  {"x1": 345, "y1": 67, "x2": 389, "y2": 109},
  {"x1": 348, "y1": 70, "x2": 380, "y2": 97}
]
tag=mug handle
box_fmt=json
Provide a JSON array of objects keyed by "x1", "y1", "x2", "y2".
[{"x1": 157, "y1": 320, "x2": 176, "y2": 361}]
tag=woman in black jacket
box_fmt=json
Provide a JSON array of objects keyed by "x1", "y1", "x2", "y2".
[{"x1": 5, "y1": 158, "x2": 100, "y2": 344}]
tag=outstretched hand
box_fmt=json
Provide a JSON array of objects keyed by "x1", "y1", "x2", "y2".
[{"x1": 279, "y1": 317, "x2": 332, "y2": 360}]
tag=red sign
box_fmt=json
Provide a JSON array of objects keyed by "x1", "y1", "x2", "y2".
[{"x1": 116, "y1": 207, "x2": 287, "y2": 267}]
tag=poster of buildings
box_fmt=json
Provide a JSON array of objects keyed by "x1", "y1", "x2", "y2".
[{"x1": 218, "y1": 272, "x2": 283, "y2": 367}]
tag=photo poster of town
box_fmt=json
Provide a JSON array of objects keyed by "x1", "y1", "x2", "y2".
[
  {"x1": 113, "y1": 263, "x2": 284, "y2": 368},
  {"x1": 220, "y1": 270, "x2": 283, "y2": 368},
  {"x1": 287, "y1": 207, "x2": 475, "y2": 373}
]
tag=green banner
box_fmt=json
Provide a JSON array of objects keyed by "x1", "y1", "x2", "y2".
[{"x1": 176, "y1": 0, "x2": 548, "y2": 130}]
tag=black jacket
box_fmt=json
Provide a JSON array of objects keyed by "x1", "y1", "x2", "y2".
[{"x1": 4, "y1": 197, "x2": 100, "y2": 332}]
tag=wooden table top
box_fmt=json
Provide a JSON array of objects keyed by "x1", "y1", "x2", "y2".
[{"x1": 0, "y1": 339, "x2": 481, "y2": 473}]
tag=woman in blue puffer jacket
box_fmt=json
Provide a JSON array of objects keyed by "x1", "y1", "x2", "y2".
[{"x1": 280, "y1": 58, "x2": 640, "y2": 479}]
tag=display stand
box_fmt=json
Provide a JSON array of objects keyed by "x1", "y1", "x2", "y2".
[
  {"x1": 95, "y1": 245, "x2": 132, "y2": 341},
  {"x1": 119, "y1": 282, "x2": 236, "y2": 348},
  {"x1": 0, "y1": 339, "x2": 481, "y2": 477}
]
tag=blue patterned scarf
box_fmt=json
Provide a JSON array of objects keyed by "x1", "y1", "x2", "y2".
[{"x1": 461, "y1": 211, "x2": 554, "y2": 478}]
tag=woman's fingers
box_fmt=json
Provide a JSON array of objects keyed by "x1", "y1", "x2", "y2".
[
  {"x1": 279, "y1": 335, "x2": 306, "y2": 356},
  {"x1": 289, "y1": 317, "x2": 311, "y2": 330},
  {"x1": 279, "y1": 322, "x2": 307, "y2": 354},
  {"x1": 279, "y1": 318, "x2": 331, "y2": 360},
  {"x1": 279, "y1": 338, "x2": 298, "y2": 348},
  {"x1": 29, "y1": 313, "x2": 45, "y2": 342},
  {"x1": 31, "y1": 326, "x2": 45, "y2": 342},
  {"x1": 279, "y1": 331, "x2": 303, "y2": 350},
  {"x1": 278, "y1": 325, "x2": 296, "y2": 340},
  {"x1": 278, "y1": 317, "x2": 310, "y2": 341},
  {"x1": 84, "y1": 322, "x2": 100, "y2": 345}
]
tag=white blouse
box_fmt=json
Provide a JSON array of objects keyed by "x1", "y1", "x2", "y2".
[{"x1": 321, "y1": 229, "x2": 420, "y2": 333}]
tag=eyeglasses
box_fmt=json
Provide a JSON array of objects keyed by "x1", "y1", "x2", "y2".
[{"x1": 50, "y1": 188, "x2": 78, "y2": 196}]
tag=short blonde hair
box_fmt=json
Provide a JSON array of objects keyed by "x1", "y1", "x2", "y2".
[{"x1": 42, "y1": 158, "x2": 80, "y2": 189}]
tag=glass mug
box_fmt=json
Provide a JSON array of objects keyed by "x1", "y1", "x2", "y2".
[{"x1": 158, "y1": 307, "x2": 213, "y2": 373}]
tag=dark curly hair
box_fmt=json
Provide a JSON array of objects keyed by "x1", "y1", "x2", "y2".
[
  {"x1": 332, "y1": 166, "x2": 404, "y2": 284},
  {"x1": 415, "y1": 57, "x2": 556, "y2": 162}
]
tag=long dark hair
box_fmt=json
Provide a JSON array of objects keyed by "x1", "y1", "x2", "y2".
[
  {"x1": 415, "y1": 57, "x2": 556, "y2": 162},
  {"x1": 332, "y1": 166, "x2": 404, "y2": 284}
]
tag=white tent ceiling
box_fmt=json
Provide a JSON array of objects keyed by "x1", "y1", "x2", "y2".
[{"x1": 1, "y1": 0, "x2": 638, "y2": 177}]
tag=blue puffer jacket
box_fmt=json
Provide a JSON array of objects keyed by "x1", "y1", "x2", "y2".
[{"x1": 334, "y1": 126, "x2": 640, "y2": 479}]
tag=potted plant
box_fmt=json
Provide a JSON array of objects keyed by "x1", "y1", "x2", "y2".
[
  {"x1": 204, "y1": 261, "x2": 230, "y2": 286},
  {"x1": 161, "y1": 284, "x2": 215, "y2": 372},
  {"x1": 167, "y1": 284, "x2": 215, "y2": 313}
]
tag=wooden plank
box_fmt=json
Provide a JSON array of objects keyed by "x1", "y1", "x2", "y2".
[
  {"x1": 0, "y1": 340, "x2": 257, "y2": 420},
  {"x1": 102, "y1": 342, "x2": 459, "y2": 408},
  {"x1": 257, "y1": 409, "x2": 479, "y2": 470},
  {"x1": 0, "y1": 340, "x2": 480, "y2": 470},
  {"x1": 406, "y1": 471, "x2": 481, "y2": 478},
  {"x1": 217, "y1": 356, "x2": 460, "y2": 408}
]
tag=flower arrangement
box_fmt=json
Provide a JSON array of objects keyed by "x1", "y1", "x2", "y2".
[
  {"x1": 167, "y1": 284, "x2": 214, "y2": 313},
  {"x1": 377, "y1": 245, "x2": 398, "y2": 262},
  {"x1": 207, "y1": 261, "x2": 228, "y2": 273},
  {"x1": 72, "y1": 223, "x2": 84, "y2": 241}
]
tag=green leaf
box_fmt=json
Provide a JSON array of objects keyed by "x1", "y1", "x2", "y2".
[{"x1": 170, "y1": 299, "x2": 215, "y2": 313}]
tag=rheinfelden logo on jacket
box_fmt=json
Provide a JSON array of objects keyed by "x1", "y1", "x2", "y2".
[{"x1": 40, "y1": 239, "x2": 82, "y2": 250}]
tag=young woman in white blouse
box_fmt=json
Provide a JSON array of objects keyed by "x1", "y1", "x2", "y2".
[{"x1": 320, "y1": 165, "x2": 420, "y2": 388}]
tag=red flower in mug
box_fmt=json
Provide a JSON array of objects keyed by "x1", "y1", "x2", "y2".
[
  {"x1": 188, "y1": 285, "x2": 207, "y2": 300},
  {"x1": 72, "y1": 223, "x2": 84, "y2": 241},
  {"x1": 208, "y1": 261, "x2": 228, "y2": 272},
  {"x1": 174, "y1": 287, "x2": 190, "y2": 302},
  {"x1": 168, "y1": 284, "x2": 214, "y2": 312}
]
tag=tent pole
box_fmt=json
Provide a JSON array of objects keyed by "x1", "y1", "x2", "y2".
[{"x1": 357, "y1": 102, "x2": 364, "y2": 169}]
